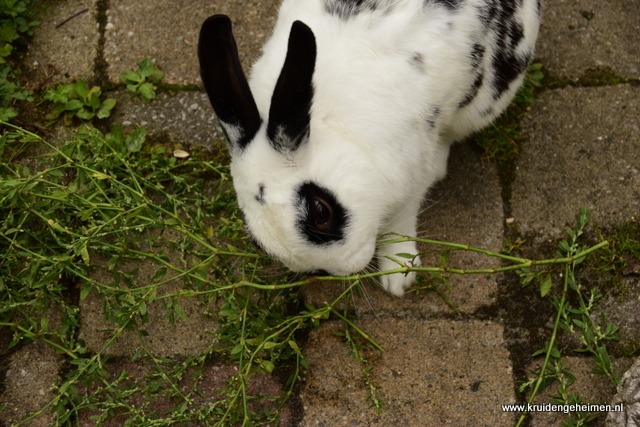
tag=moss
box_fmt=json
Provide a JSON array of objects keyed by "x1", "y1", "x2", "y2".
[
  {"x1": 540, "y1": 65, "x2": 640, "y2": 89},
  {"x1": 587, "y1": 220, "x2": 640, "y2": 291},
  {"x1": 578, "y1": 65, "x2": 625, "y2": 86},
  {"x1": 473, "y1": 96, "x2": 530, "y2": 204}
]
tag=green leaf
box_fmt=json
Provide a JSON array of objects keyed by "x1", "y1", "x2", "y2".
[
  {"x1": 125, "y1": 127, "x2": 146, "y2": 152},
  {"x1": 75, "y1": 109, "x2": 94, "y2": 120},
  {"x1": 97, "y1": 98, "x2": 116, "y2": 119},
  {"x1": 74, "y1": 79, "x2": 89, "y2": 100},
  {"x1": 139, "y1": 301, "x2": 147, "y2": 316},
  {"x1": 138, "y1": 82, "x2": 156, "y2": 100},
  {"x1": 152, "y1": 267, "x2": 167, "y2": 282},
  {"x1": 149, "y1": 68, "x2": 164, "y2": 83},
  {"x1": 107, "y1": 124, "x2": 125, "y2": 145},
  {"x1": 572, "y1": 318, "x2": 586, "y2": 329},
  {"x1": 260, "y1": 360, "x2": 275, "y2": 373},
  {"x1": 80, "y1": 241, "x2": 90, "y2": 264},
  {"x1": 138, "y1": 57, "x2": 155, "y2": 78},
  {"x1": 558, "y1": 240, "x2": 571, "y2": 253},
  {"x1": 44, "y1": 89, "x2": 67, "y2": 104},
  {"x1": 40, "y1": 317, "x2": 49, "y2": 331},
  {"x1": 64, "y1": 99, "x2": 83, "y2": 111},
  {"x1": 288, "y1": 340, "x2": 300, "y2": 352},
  {"x1": 0, "y1": 107, "x2": 17, "y2": 121},
  {"x1": 539, "y1": 273, "x2": 552, "y2": 297},
  {"x1": 120, "y1": 70, "x2": 142, "y2": 84},
  {"x1": 531, "y1": 348, "x2": 547, "y2": 357},
  {"x1": 80, "y1": 283, "x2": 91, "y2": 301},
  {"x1": 174, "y1": 304, "x2": 186, "y2": 320},
  {"x1": 88, "y1": 91, "x2": 101, "y2": 110}
]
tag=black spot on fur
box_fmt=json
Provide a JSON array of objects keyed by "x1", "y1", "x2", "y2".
[
  {"x1": 410, "y1": 52, "x2": 425, "y2": 71},
  {"x1": 430, "y1": 0, "x2": 464, "y2": 10},
  {"x1": 458, "y1": 71, "x2": 484, "y2": 108},
  {"x1": 297, "y1": 182, "x2": 348, "y2": 245},
  {"x1": 470, "y1": 43, "x2": 485, "y2": 68},
  {"x1": 427, "y1": 106, "x2": 441, "y2": 129},
  {"x1": 325, "y1": 0, "x2": 382, "y2": 19},
  {"x1": 255, "y1": 183, "x2": 266, "y2": 205},
  {"x1": 476, "y1": 0, "x2": 530, "y2": 99}
]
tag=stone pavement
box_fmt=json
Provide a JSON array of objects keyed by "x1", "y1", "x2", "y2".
[{"x1": 1, "y1": 0, "x2": 639, "y2": 426}]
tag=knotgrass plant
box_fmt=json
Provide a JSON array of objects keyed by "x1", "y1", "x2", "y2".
[
  {"x1": 0, "y1": 121, "x2": 615, "y2": 425},
  {"x1": 516, "y1": 209, "x2": 621, "y2": 427}
]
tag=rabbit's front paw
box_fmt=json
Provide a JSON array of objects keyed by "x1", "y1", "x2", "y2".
[{"x1": 378, "y1": 247, "x2": 420, "y2": 296}]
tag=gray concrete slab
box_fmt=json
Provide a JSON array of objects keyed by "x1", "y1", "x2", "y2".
[
  {"x1": 79, "y1": 229, "x2": 222, "y2": 359},
  {"x1": 300, "y1": 319, "x2": 516, "y2": 426},
  {"x1": 0, "y1": 341, "x2": 65, "y2": 427},
  {"x1": 536, "y1": 0, "x2": 640, "y2": 79},
  {"x1": 104, "y1": 0, "x2": 278, "y2": 85},
  {"x1": 525, "y1": 357, "x2": 624, "y2": 426},
  {"x1": 607, "y1": 357, "x2": 640, "y2": 427},
  {"x1": 303, "y1": 142, "x2": 504, "y2": 317},
  {"x1": 109, "y1": 89, "x2": 224, "y2": 149},
  {"x1": 511, "y1": 85, "x2": 640, "y2": 244},
  {"x1": 28, "y1": 0, "x2": 99, "y2": 83},
  {"x1": 4, "y1": 0, "x2": 640, "y2": 425},
  {"x1": 75, "y1": 361, "x2": 295, "y2": 426},
  {"x1": 598, "y1": 276, "x2": 640, "y2": 344}
]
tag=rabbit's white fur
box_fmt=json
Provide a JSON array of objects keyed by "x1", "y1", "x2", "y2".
[{"x1": 200, "y1": 0, "x2": 540, "y2": 295}]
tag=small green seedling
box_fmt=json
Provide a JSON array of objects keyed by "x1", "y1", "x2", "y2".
[
  {"x1": 44, "y1": 78, "x2": 116, "y2": 125},
  {"x1": 119, "y1": 57, "x2": 164, "y2": 101},
  {"x1": 515, "y1": 62, "x2": 544, "y2": 104}
]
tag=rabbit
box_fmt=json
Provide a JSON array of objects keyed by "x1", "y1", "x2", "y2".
[{"x1": 198, "y1": 0, "x2": 540, "y2": 296}]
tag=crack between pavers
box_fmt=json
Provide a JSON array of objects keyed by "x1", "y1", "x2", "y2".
[{"x1": 94, "y1": 0, "x2": 110, "y2": 86}]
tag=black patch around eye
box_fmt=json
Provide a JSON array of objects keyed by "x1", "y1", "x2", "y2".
[{"x1": 297, "y1": 182, "x2": 348, "y2": 245}]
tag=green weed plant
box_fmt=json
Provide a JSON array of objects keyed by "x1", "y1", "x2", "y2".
[
  {"x1": 44, "y1": 78, "x2": 116, "y2": 124},
  {"x1": 119, "y1": 57, "x2": 164, "y2": 102},
  {"x1": 0, "y1": 0, "x2": 41, "y2": 121},
  {"x1": 516, "y1": 209, "x2": 621, "y2": 427},
  {"x1": 1, "y1": 120, "x2": 615, "y2": 425}
]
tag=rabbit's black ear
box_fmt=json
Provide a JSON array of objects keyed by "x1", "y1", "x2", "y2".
[
  {"x1": 199, "y1": 15, "x2": 261, "y2": 152},
  {"x1": 267, "y1": 21, "x2": 317, "y2": 153}
]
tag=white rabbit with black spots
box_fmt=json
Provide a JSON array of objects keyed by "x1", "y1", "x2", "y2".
[{"x1": 198, "y1": 0, "x2": 540, "y2": 296}]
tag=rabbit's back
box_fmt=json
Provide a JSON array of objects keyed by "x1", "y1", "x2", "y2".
[{"x1": 250, "y1": 0, "x2": 540, "y2": 146}]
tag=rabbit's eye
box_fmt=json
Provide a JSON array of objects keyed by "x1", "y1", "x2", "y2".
[
  {"x1": 297, "y1": 182, "x2": 348, "y2": 245},
  {"x1": 312, "y1": 197, "x2": 333, "y2": 228}
]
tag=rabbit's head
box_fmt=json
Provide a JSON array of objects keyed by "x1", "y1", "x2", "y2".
[{"x1": 198, "y1": 15, "x2": 408, "y2": 276}]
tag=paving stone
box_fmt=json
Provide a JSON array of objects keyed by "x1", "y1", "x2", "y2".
[
  {"x1": 0, "y1": 341, "x2": 65, "y2": 427},
  {"x1": 597, "y1": 276, "x2": 640, "y2": 344},
  {"x1": 75, "y1": 360, "x2": 295, "y2": 426},
  {"x1": 79, "y1": 228, "x2": 222, "y2": 359},
  {"x1": 525, "y1": 357, "x2": 628, "y2": 427},
  {"x1": 607, "y1": 356, "x2": 640, "y2": 427},
  {"x1": 537, "y1": 0, "x2": 640, "y2": 79},
  {"x1": 28, "y1": 0, "x2": 99, "y2": 83},
  {"x1": 511, "y1": 85, "x2": 640, "y2": 244},
  {"x1": 109, "y1": 89, "x2": 224, "y2": 149},
  {"x1": 303, "y1": 142, "x2": 504, "y2": 317},
  {"x1": 104, "y1": 0, "x2": 278, "y2": 86},
  {"x1": 299, "y1": 319, "x2": 516, "y2": 426}
]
